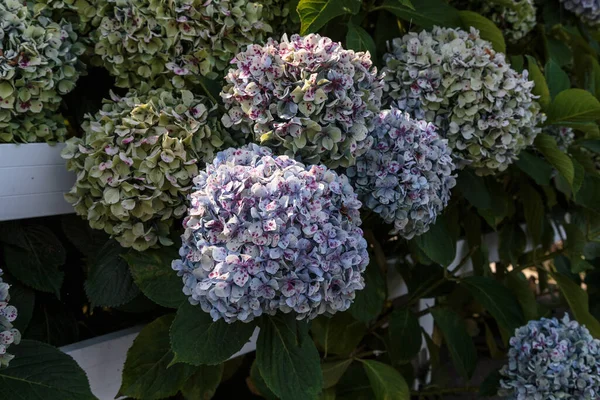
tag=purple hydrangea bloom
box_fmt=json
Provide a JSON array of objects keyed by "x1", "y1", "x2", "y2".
[
  {"x1": 560, "y1": 0, "x2": 600, "y2": 26},
  {"x1": 172, "y1": 144, "x2": 369, "y2": 323},
  {"x1": 221, "y1": 33, "x2": 384, "y2": 169},
  {"x1": 347, "y1": 108, "x2": 456, "y2": 239},
  {"x1": 0, "y1": 270, "x2": 20, "y2": 368},
  {"x1": 499, "y1": 315, "x2": 600, "y2": 400}
]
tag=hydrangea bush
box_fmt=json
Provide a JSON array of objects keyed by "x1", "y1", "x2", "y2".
[
  {"x1": 0, "y1": 111, "x2": 67, "y2": 143},
  {"x1": 172, "y1": 144, "x2": 369, "y2": 323},
  {"x1": 0, "y1": 270, "x2": 19, "y2": 368},
  {"x1": 383, "y1": 26, "x2": 542, "y2": 175},
  {"x1": 499, "y1": 315, "x2": 600, "y2": 399},
  {"x1": 62, "y1": 86, "x2": 234, "y2": 250},
  {"x1": 221, "y1": 33, "x2": 384, "y2": 169},
  {"x1": 347, "y1": 108, "x2": 456, "y2": 239},
  {"x1": 560, "y1": 0, "x2": 600, "y2": 26}
]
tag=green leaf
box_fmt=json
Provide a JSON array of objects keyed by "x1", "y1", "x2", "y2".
[
  {"x1": 311, "y1": 312, "x2": 366, "y2": 356},
  {"x1": 346, "y1": 22, "x2": 376, "y2": 57},
  {"x1": 25, "y1": 299, "x2": 79, "y2": 346},
  {"x1": 414, "y1": 218, "x2": 456, "y2": 266},
  {"x1": 579, "y1": 139, "x2": 600, "y2": 153},
  {"x1": 388, "y1": 309, "x2": 422, "y2": 364},
  {"x1": 380, "y1": 0, "x2": 460, "y2": 29},
  {"x1": 455, "y1": 169, "x2": 492, "y2": 210},
  {"x1": 479, "y1": 370, "x2": 502, "y2": 397},
  {"x1": 505, "y1": 273, "x2": 539, "y2": 321},
  {"x1": 545, "y1": 59, "x2": 571, "y2": 99},
  {"x1": 322, "y1": 359, "x2": 353, "y2": 389},
  {"x1": 119, "y1": 315, "x2": 195, "y2": 399},
  {"x1": 459, "y1": 11, "x2": 505, "y2": 53},
  {"x1": 197, "y1": 76, "x2": 223, "y2": 105},
  {"x1": 170, "y1": 301, "x2": 256, "y2": 366},
  {"x1": 526, "y1": 55, "x2": 551, "y2": 109},
  {"x1": 61, "y1": 215, "x2": 109, "y2": 257},
  {"x1": 349, "y1": 262, "x2": 386, "y2": 323},
  {"x1": 124, "y1": 247, "x2": 186, "y2": 308},
  {"x1": 3, "y1": 278, "x2": 34, "y2": 332},
  {"x1": 462, "y1": 276, "x2": 525, "y2": 332},
  {"x1": 360, "y1": 360, "x2": 409, "y2": 400},
  {"x1": 431, "y1": 308, "x2": 476, "y2": 379},
  {"x1": 546, "y1": 88, "x2": 600, "y2": 124},
  {"x1": 181, "y1": 365, "x2": 223, "y2": 400},
  {"x1": 534, "y1": 133, "x2": 575, "y2": 185},
  {"x1": 85, "y1": 240, "x2": 139, "y2": 308},
  {"x1": 520, "y1": 185, "x2": 544, "y2": 245},
  {"x1": 250, "y1": 361, "x2": 278, "y2": 400},
  {"x1": 0, "y1": 340, "x2": 95, "y2": 400},
  {"x1": 297, "y1": 0, "x2": 361, "y2": 35},
  {"x1": 1, "y1": 224, "x2": 65, "y2": 296},
  {"x1": 547, "y1": 37, "x2": 572, "y2": 67},
  {"x1": 256, "y1": 314, "x2": 323, "y2": 400},
  {"x1": 575, "y1": 173, "x2": 600, "y2": 210},
  {"x1": 499, "y1": 223, "x2": 526, "y2": 265},
  {"x1": 550, "y1": 272, "x2": 600, "y2": 338},
  {"x1": 336, "y1": 363, "x2": 373, "y2": 399}
]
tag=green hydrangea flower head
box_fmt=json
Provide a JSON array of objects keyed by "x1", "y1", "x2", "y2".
[
  {"x1": 62, "y1": 85, "x2": 236, "y2": 251},
  {"x1": 0, "y1": 111, "x2": 67, "y2": 143}
]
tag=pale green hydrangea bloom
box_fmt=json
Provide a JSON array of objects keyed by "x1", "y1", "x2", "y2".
[{"x1": 0, "y1": 111, "x2": 67, "y2": 143}]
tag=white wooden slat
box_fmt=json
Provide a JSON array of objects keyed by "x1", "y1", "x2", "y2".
[{"x1": 0, "y1": 143, "x2": 66, "y2": 167}]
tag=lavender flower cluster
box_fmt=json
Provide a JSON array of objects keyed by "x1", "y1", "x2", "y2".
[
  {"x1": 383, "y1": 27, "x2": 542, "y2": 175},
  {"x1": 499, "y1": 315, "x2": 600, "y2": 399},
  {"x1": 221, "y1": 33, "x2": 384, "y2": 169},
  {"x1": 0, "y1": 270, "x2": 19, "y2": 368},
  {"x1": 172, "y1": 144, "x2": 369, "y2": 323},
  {"x1": 347, "y1": 109, "x2": 456, "y2": 239},
  {"x1": 560, "y1": 0, "x2": 600, "y2": 26}
]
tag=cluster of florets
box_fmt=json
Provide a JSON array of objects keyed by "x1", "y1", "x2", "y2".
[
  {"x1": 91, "y1": 0, "x2": 285, "y2": 89},
  {"x1": 560, "y1": 0, "x2": 600, "y2": 26},
  {"x1": 347, "y1": 109, "x2": 456, "y2": 239},
  {"x1": 383, "y1": 27, "x2": 542, "y2": 175},
  {"x1": 499, "y1": 315, "x2": 600, "y2": 400},
  {"x1": 62, "y1": 86, "x2": 234, "y2": 251},
  {"x1": 545, "y1": 125, "x2": 575, "y2": 152},
  {"x1": 454, "y1": 0, "x2": 536, "y2": 42},
  {"x1": 172, "y1": 144, "x2": 369, "y2": 323},
  {"x1": 0, "y1": 111, "x2": 67, "y2": 144},
  {"x1": 221, "y1": 33, "x2": 384, "y2": 169},
  {"x1": 30, "y1": 0, "x2": 103, "y2": 35},
  {"x1": 0, "y1": 270, "x2": 20, "y2": 368},
  {"x1": 0, "y1": 0, "x2": 85, "y2": 117}
]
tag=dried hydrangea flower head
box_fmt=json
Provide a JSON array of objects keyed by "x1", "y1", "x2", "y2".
[
  {"x1": 31, "y1": 0, "x2": 104, "y2": 35},
  {"x1": 0, "y1": 111, "x2": 67, "y2": 144},
  {"x1": 172, "y1": 144, "x2": 369, "y2": 323},
  {"x1": 62, "y1": 85, "x2": 235, "y2": 251},
  {"x1": 92, "y1": 0, "x2": 286, "y2": 89},
  {"x1": 0, "y1": 270, "x2": 20, "y2": 368},
  {"x1": 499, "y1": 315, "x2": 600, "y2": 399},
  {"x1": 347, "y1": 109, "x2": 456, "y2": 239},
  {"x1": 221, "y1": 33, "x2": 384, "y2": 169},
  {"x1": 544, "y1": 125, "x2": 575, "y2": 152},
  {"x1": 383, "y1": 26, "x2": 542, "y2": 175},
  {"x1": 453, "y1": 0, "x2": 536, "y2": 42},
  {"x1": 0, "y1": 0, "x2": 85, "y2": 117},
  {"x1": 560, "y1": 0, "x2": 600, "y2": 26}
]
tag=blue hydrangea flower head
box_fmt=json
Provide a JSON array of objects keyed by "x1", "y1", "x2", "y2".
[
  {"x1": 347, "y1": 108, "x2": 456, "y2": 239},
  {"x1": 499, "y1": 315, "x2": 600, "y2": 399},
  {"x1": 0, "y1": 270, "x2": 20, "y2": 368},
  {"x1": 560, "y1": 0, "x2": 600, "y2": 26},
  {"x1": 172, "y1": 144, "x2": 369, "y2": 323}
]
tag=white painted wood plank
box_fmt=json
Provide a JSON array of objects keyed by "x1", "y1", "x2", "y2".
[
  {"x1": 0, "y1": 165, "x2": 74, "y2": 196},
  {"x1": 0, "y1": 192, "x2": 74, "y2": 221},
  {"x1": 0, "y1": 143, "x2": 66, "y2": 167}
]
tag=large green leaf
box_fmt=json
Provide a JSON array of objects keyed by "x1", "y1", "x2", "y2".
[
  {"x1": 455, "y1": 169, "x2": 492, "y2": 210},
  {"x1": 85, "y1": 240, "x2": 139, "y2": 308},
  {"x1": 250, "y1": 361, "x2": 278, "y2": 400},
  {"x1": 256, "y1": 314, "x2": 323, "y2": 400},
  {"x1": 124, "y1": 247, "x2": 186, "y2": 308},
  {"x1": 0, "y1": 340, "x2": 95, "y2": 400},
  {"x1": 459, "y1": 11, "x2": 505, "y2": 53},
  {"x1": 545, "y1": 59, "x2": 570, "y2": 99},
  {"x1": 25, "y1": 299, "x2": 79, "y2": 347},
  {"x1": 322, "y1": 359, "x2": 353, "y2": 389},
  {"x1": 534, "y1": 133, "x2": 574, "y2": 186},
  {"x1": 526, "y1": 55, "x2": 551, "y2": 109},
  {"x1": 119, "y1": 315, "x2": 195, "y2": 399},
  {"x1": 479, "y1": 370, "x2": 502, "y2": 397},
  {"x1": 575, "y1": 173, "x2": 600, "y2": 211},
  {"x1": 499, "y1": 223, "x2": 526, "y2": 265},
  {"x1": 431, "y1": 308, "x2": 476, "y2": 379},
  {"x1": 546, "y1": 88, "x2": 600, "y2": 124},
  {"x1": 389, "y1": 308, "x2": 422, "y2": 364},
  {"x1": 515, "y1": 150, "x2": 554, "y2": 187},
  {"x1": 349, "y1": 262, "x2": 386, "y2": 323},
  {"x1": 180, "y1": 365, "x2": 223, "y2": 400},
  {"x1": 297, "y1": 0, "x2": 361, "y2": 35},
  {"x1": 505, "y1": 273, "x2": 539, "y2": 321},
  {"x1": 170, "y1": 301, "x2": 256, "y2": 366},
  {"x1": 360, "y1": 360, "x2": 409, "y2": 400},
  {"x1": 311, "y1": 312, "x2": 366, "y2": 356},
  {"x1": 520, "y1": 185, "x2": 544, "y2": 245},
  {"x1": 550, "y1": 272, "x2": 600, "y2": 338},
  {"x1": 462, "y1": 276, "x2": 525, "y2": 332},
  {"x1": 414, "y1": 218, "x2": 456, "y2": 266},
  {"x1": 346, "y1": 22, "x2": 376, "y2": 57},
  {"x1": 380, "y1": 0, "x2": 460, "y2": 29}
]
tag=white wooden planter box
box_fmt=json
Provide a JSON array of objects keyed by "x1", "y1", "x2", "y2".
[{"x1": 0, "y1": 143, "x2": 75, "y2": 221}]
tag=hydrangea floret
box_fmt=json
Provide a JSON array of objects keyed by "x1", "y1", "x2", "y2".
[
  {"x1": 0, "y1": 0, "x2": 85, "y2": 117},
  {"x1": 92, "y1": 0, "x2": 285, "y2": 88},
  {"x1": 560, "y1": 0, "x2": 600, "y2": 26},
  {"x1": 31, "y1": 0, "x2": 103, "y2": 35},
  {"x1": 221, "y1": 33, "x2": 384, "y2": 169},
  {"x1": 0, "y1": 270, "x2": 20, "y2": 368},
  {"x1": 0, "y1": 111, "x2": 67, "y2": 144},
  {"x1": 499, "y1": 315, "x2": 600, "y2": 399},
  {"x1": 383, "y1": 26, "x2": 542, "y2": 175},
  {"x1": 62, "y1": 85, "x2": 234, "y2": 251},
  {"x1": 172, "y1": 144, "x2": 369, "y2": 323},
  {"x1": 544, "y1": 125, "x2": 575, "y2": 152},
  {"x1": 347, "y1": 108, "x2": 456, "y2": 239}
]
